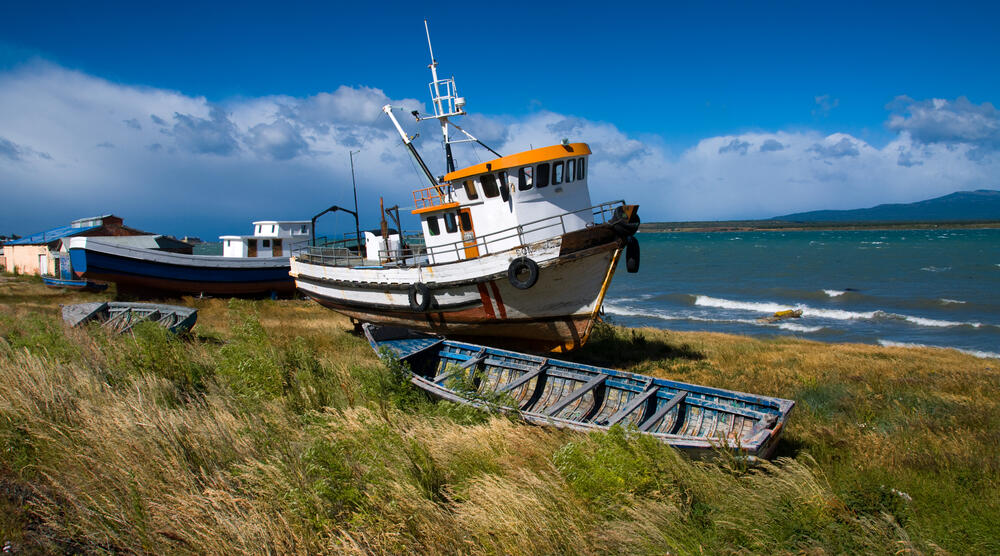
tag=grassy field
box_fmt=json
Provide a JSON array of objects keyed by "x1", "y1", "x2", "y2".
[{"x1": 1, "y1": 275, "x2": 997, "y2": 554}]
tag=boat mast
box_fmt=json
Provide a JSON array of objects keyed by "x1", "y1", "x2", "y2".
[
  {"x1": 382, "y1": 20, "x2": 500, "y2": 187},
  {"x1": 413, "y1": 20, "x2": 500, "y2": 173}
]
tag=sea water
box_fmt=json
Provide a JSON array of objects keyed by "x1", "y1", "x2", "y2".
[{"x1": 604, "y1": 229, "x2": 1000, "y2": 358}]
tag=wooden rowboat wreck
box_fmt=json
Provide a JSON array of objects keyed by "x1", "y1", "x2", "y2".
[
  {"x1": 62, "y1": 302, "x2": 198, "y2": 334},
  {"x1": 364, "y1": 324, "x2": 794, "y2": 458}
]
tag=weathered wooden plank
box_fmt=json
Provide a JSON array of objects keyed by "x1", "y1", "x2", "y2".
[
  {"x1": 459, "y1": 348, "x2": 488, "y2": 370},
  {"x1": 434, "y1": 348, "x2": 486, "y2": 383},
  {"x1": 499, "y1": 359, "x2": 548, "y2": 393},
  {"x1": 638, "y1": 391, "x2": 687, "y2": 433},
  {"x1": 544, "y1": 373, "x2": 607, "y2": 417},
  {"x1": 605, "y1": 385, "x2": 659, "y2": 426}
]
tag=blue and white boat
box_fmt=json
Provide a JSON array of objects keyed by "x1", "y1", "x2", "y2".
[
  {"x1": 41, "y1": 276, "x2": 108, "y2": 292},
  {"x1": 68, "y1": 221, "x2": 312, "y2": 297},
  {"x1": 365, "y1": 324, "x2": 795, "y2": 458}
]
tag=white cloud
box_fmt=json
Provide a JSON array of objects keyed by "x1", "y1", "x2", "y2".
[
  {"x1": 886, "y1": 96, "x2": 1000, "y2": 160},
  {"x1": 0, "y1": 59, "x2": 997, "y2": 236}
]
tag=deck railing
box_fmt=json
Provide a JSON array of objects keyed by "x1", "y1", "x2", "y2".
[
  {"x1": 296, "y1": 200, "x2": 625, "y2": 269},
  {"x1": 412, "y1": 185, "x2": 455, "y2": 210}
]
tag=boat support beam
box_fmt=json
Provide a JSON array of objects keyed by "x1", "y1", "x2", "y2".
[
  {"x1": 638, "y1": 391, "x2": 687, "y2": 433},
  {"x1": 605, "y1": 383, "x2": 659, "y2": 426},
  {"x1": 544, "y1": 374, "x2": 608, "y2": 418}
]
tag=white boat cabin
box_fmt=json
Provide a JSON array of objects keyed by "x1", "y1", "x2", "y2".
[
  {"x1": 220, "y1": 220, "x2": 312, "y2": 258},
  {"x1": 412, "y1": 143, "x2": 594, "y2": 264}
]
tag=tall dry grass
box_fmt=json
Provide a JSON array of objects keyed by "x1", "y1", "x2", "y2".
[{"x1": 0, "y1": 277, "x2": 997, "y2": 553}]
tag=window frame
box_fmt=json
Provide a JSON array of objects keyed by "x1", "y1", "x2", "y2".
[
  {"x1": 481, "y1": 174, "x2": 500, "y2": 198},
  {"x1": 577, "y1": 157, "x2": 586, "y2": 180},
  {"x1": 426, "y1": 216, "x2": 441, "y2": 236},
  {"x1": 444, "y1": 212, "x2": 458, "y2": 233},
  {"x1": 517, "y1": 166, "x2": 533, "y2": 191},
  {"x1": 552, "y1": 161, "x2": 564, "y2": 185},
  {"x1": 463, "y1": 179, "x2": 479, "y2": 199},
  {"x1": 536, "y1": 163, "x2": 550, "y2": 188}
]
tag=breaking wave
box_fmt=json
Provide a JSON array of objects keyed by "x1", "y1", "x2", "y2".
[
  {"x1": 602, "y1": 302, "x2": 825, "y2": 333},
  {"x1": 877, "y1": 340, "x2": 1000, "y2": 360},
  {"x1": 692, "y1": 295, "x2": 989, "y2": 329}
]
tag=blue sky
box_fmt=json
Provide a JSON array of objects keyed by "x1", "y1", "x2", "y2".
[{"x1": 1, "y1": 1, "x2": 998, "y2": 238}]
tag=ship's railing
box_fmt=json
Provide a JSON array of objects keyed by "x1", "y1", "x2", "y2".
[
  {"x1": 297, "y1": 200, "x2": 626, "y2": 269},
  {"x1": 296, "y1": 235, "x2": 364, "y2": 267},
  {"x1": 413, "y1": 184, "x2": 455, "y2": 210},
  {"x1": 297, "y1": 232, "x2": 427, "y2": 268},
  {"x1": 378, "y1": 200, "x2": 626, "y2": 266}
]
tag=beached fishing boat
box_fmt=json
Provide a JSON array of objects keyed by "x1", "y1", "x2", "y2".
[
  {"x1": 62, "y1": 302, "x2": 197, "y2": 334},
  {"x1": 365, "y1": 324, "x2": 794, "y2": 458},
  {"x1": 68, "y1": 220, "x2": 312, "y2": 297},
  {"x1": 291, "y1": 22, "x2": 640, "y2": 352},
  {"x1": 42, "y1": 276, "x2": 109, "y2": 292}
]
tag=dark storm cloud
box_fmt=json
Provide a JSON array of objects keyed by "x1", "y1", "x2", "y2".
[
  {"x1": 718, "y1": 138, "x2": 750, "y2": 155},
  {"x1": 168, "y1": 106, "x2": 241, "y2": 156},
  {"x1": 759, "y1": 138, "x2": 785, "y2": 152},
  {"x1": 808, "y1": 137, "x2": 859, "y2": 158},
  {"x1": 248, "y1": 119, "x2": 309, "y2": 160}
]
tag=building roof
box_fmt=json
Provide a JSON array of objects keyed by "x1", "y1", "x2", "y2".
[
  {"x1": 71, "y1": 214, "x2": 115, "y2": 227},
  {"x1": 6, "y1": 224, "x2": 98, "y2": 246}
]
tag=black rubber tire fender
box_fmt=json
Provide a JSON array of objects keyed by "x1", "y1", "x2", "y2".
[
  {"x1": 408, "y1": 282, "x2": 432, "y2": 312},
  {"x1": 625, "y1": 236, "x2": 640, "y2": 273},
  {"x1": 507, "y1": 257, "x2": 540, "y2": 290}
]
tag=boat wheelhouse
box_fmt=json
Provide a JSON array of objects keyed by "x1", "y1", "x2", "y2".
[
  {"x1": 290, "y1": 22, "x2": 640, "y2": 352},
  {"x1": 220, "y1": 220, "x2": 312, "y2": 258}
]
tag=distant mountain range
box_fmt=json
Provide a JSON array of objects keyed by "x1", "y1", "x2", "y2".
[{"x1": 773, "y1": 189, "x2": 1000, "y2": 222}]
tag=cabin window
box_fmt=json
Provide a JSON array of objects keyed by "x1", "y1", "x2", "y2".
[
  {"x1": 552, "y1": 161, "x2": 564, "y2": 185},
  {"x1": 518, "y1": 166, "x2": 533, "y2": 191},
  {"x1": 481, "y1": 173, "x2": 500, "y2": 198},
  {"x1": 459, "y1": 212, "x2": 472, "y2": 232},
  {"x1": 262, "y1": 239, "x2": 271, "y2": 248},
  {"x1": 299, "y1": 225, "x2": 307, "y2": 233},
  {"x1": 463, "y1": 179, "x2": 478, "y2": 199},
  {"x1": 225, "y1": 240, "x2": 230, "y2": 247},
  {"x1": 565, "y1": 159, "x2": 575, "y2": 183},
  {"x1": 255, "y1": 225, "x2": 261, "y2": 234},
  {"x1": 426, "y1": 216, "x2": 441, "y2": 236},
  {"x1": 536, "y1": 163, "x2": 550, "y2": 188},
  {"x1": 498, "y1": 171, "x2": 510, "y2": 201},
  {"x1": 444, "y1": 212, "x2": 457, "y2": 233},
  {"x1": 577, "y1": 157, "x2": 586, "y2": 180}
]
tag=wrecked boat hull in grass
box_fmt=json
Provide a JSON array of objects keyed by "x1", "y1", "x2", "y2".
[
  {"x1": 62, "y1": 302, "x2": 198, "y2": 334},
  {"x1": 364, "y1": 324, "x2": 795, "y2": 458}
]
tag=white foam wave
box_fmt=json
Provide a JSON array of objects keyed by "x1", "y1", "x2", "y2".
[
  {"x1": 897, "y1": 314, "x2": 978, "y2": 328},
  {"x1": 693, "y1": 296, "x2": 987, "y2": 328},
  {"x1": 921, "y1": 266, "x2": 951, "y2": 272},
  {"x1": 877, "y1": 340, "x2": 1000, "y2": 360},
  {"x1": 775, "y1": 322, "x2": 825, "y2": 333},
  {"x1": 823, "y1": 289, "x2": 847, "y2": 297},
  {"x1": 939, "y1": 298, "x2": 966, "y2": 305},
  {"x1": 603, "y1": 303, "x2": 824, "y2": 333}
]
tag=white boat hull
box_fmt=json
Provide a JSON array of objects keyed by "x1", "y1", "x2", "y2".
[{"x1": 291, "y1": 237, "x2": 622, "y2": 352}]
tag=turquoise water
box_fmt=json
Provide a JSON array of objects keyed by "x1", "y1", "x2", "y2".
[{"x1": 605, "y1": 229, "x2": 1000, "y2": 358}]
